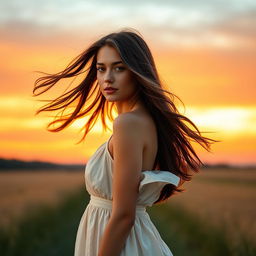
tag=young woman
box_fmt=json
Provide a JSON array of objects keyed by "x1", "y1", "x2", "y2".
[{"x1": 33, "y1": 29, "x2": 218, "y2": 256}]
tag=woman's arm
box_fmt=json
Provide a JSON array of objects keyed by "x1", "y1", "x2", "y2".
[{"x1": 98, "y1": 113, "x2": 144, "y2": 256}]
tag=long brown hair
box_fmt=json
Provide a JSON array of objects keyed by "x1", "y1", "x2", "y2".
[{"x1": 33, "y1": 28, "x2": 219, "y2": 204}]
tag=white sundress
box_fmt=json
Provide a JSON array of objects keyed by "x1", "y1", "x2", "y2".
[{"x1": 74, "y1": 136, "x2": 180, "y2": 256}]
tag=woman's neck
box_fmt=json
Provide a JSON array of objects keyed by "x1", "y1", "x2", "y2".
[{"x1": 115, "y1": 98, "x2": 145, "y2": 115}]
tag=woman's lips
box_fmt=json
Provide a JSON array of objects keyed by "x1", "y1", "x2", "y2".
[{"x1": 104, "y1": 88, "x2": 118, "y2": 94}]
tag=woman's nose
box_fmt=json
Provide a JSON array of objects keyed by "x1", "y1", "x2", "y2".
[{"x1": 104, "y1": 70, "x2": 114, "y2": 83}]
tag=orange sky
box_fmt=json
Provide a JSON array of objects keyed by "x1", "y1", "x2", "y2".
[{"x1": 0, "y1": 1, "x2": 255, "y2": 166}]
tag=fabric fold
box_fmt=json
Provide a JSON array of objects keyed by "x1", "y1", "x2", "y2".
[
  {"x1": 138, "y1": 170, "x2": 180, "y2": 206},
  {"x1": 140, "y1": 170, "x2": 180, "y2": 187}
]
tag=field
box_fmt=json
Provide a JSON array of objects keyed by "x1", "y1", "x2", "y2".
[
  {"x1": 0, "y1": 167, "x2": 255, "y2": 255},
  {"x1": 0, "y1": 169, "x2": 84, "y2": 228},
  {"x1": 168, "y1": 168, "x2": 256, "y2": 246}
]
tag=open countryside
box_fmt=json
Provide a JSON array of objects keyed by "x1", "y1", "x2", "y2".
[{"x1": 0, "y1": 167, "x2": 255, "y2": 255}]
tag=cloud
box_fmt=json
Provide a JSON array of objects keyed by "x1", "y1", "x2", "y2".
[
  {"x1": 1, "y1": 0, "x2": 256, "y2": 49},
  {"x1": 208, "y1": 9, "x2": 256, "y2": 47}
]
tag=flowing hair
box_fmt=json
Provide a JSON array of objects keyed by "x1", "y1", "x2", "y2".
[{"x1": 33, "y1": 28, "x2": 219, "y2": 204}]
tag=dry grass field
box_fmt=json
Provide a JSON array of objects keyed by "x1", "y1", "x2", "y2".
[
  {"x1": 169, "y1": 167, "x2": 256, "y2": 245},
  {"x1": 1, "y1": 167, "x2": 255, "y2": 249},
  {"x1": 0, "y1": 169, "x2": 85, "y2": 228}
]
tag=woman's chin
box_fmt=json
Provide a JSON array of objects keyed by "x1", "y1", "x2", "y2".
[{"x1": 104, "y1": 95, "x2": 119, "y2": 102}]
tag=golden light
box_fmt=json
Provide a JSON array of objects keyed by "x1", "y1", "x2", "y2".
[{"x1": 181, "y1": 106, "x2": 256, "y2": 137}]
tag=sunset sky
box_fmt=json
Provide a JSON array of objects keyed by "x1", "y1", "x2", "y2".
[{"x1": 0, "y1": 0, "x2": 255, "y2": 166}]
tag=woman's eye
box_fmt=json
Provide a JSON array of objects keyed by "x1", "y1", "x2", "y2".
[
  {"x1": 96, "y1": 66, "x2": 125, "y2": 72},
  {"x1": 96, "y1": 67, "x2": 105, "y2": 72},
  {"x1": 115, "y1": 66, "x2": 125, "y2": 71}
]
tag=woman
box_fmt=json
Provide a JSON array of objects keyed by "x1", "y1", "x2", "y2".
[{"x1": 33, "y1": 29, "x2": 218, "y2": 256}]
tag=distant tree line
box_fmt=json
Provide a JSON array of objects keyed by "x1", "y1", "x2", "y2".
[
  {"x1": 0, "y1": 158, "x2": 255, "y2": 171},
  {"x1": 0, "y1": 158, "x2": 84, "y2": 171}
]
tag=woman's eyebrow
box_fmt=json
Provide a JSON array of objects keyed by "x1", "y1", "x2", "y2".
[{"x1": 96, "y1": 61, "x2": 123, "y2": 66}]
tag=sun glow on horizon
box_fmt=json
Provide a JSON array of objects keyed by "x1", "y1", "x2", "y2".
[
  {"x1": 181, "y1": 106, "x2": 256, "y2": 137},
  {"x1": 1, "y1": 96, "x2": 255, "y2": 136},
  {"x1": 0, "y1": 95, "x2": 255, "y2": 164}
]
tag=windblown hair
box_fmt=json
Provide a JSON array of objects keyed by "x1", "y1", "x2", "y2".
[{"x1": 33, "y1": 28, "x2": 219, "y2": 204}]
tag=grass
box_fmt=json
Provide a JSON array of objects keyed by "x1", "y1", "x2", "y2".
[
  {"x1": 0, "y1": 186, "x2": 89, "y2": 256},
  {"x1": 147, "y1": 201, "x2": 256, "y2": 256},
  {"x1": 195, "y1": 176, "x2": 256, "y2": 187},
  {"x1": 0, "y1": 170, "x2": 84, "y2": 228},
  {"x1": 1, "y1": 187, "x2": 255, "y2": 256}
]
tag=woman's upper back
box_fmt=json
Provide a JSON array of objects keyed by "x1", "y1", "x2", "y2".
[{"x1": 108, "y1": 108, "x2": 158, "y2": 171}]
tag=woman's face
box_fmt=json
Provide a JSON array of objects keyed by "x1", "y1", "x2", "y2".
[{"x1": 96, "y1": 45, "x2": 138, "y2": 102}]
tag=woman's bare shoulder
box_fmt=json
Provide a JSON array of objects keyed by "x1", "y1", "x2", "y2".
[
  {"x1": 113, "y1": 111, "x2": 145, "y2": 131},
  {"x1": 113, "y1": 112, "x2": 144, "y2": 139}
]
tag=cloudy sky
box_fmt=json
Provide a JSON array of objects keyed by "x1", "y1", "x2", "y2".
[
  {"x1": 0, "y1": 0, "x2": 255, "y2": 165},
  {"x1": 1, "y1": 0, "x2": 256, "y2": 48}
]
